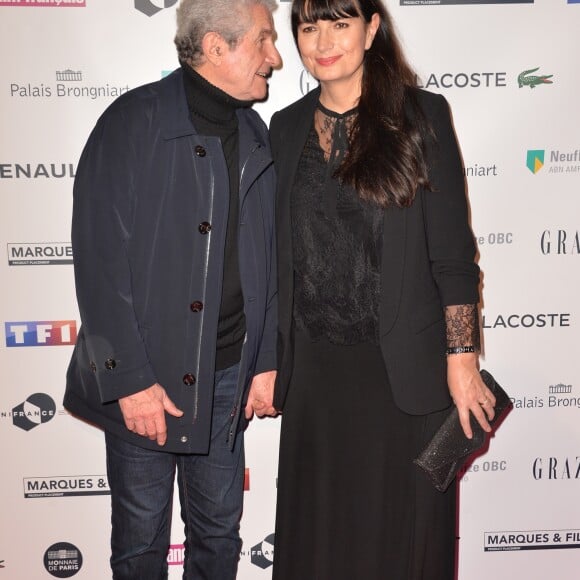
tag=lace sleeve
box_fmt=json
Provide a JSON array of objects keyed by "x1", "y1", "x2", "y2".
[{"x1": 444, "y1": 304, "x2": 481, "y2": 352}]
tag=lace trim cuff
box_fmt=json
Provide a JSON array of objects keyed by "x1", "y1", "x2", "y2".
[{"x1": 444, "y1": 304, "x2": 481, "y2": 352}]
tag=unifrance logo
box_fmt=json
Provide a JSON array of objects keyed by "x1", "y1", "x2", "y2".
[
  {"x1": 134, "y1": 0, "x2": 177, "y2": 17},
  {"x1": 518, "y1": 67, "x2": 553, "y2": 89},
  {"x1": 0, "y1": 0, "x2": 85, "y2": 6},
  {"x1": 250, "y1": 534, "x2": 275, "y2": 569},
  {"x1": 11, "y1": 393, "x2": 56, "y2": 431},
  {"x1": 5, "y1": 321, "x2": 77, "y2": 347},
  {"x1": 527, "y1": 150, "x2": 545, "y2": 174},
  {"x1": 43, "y1": 543, "x2": 83, "y2": 578}
]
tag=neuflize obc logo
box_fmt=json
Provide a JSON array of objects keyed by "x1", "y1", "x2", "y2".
[
  {"x1": 5, "y1": 321, "x2": 77, "y2": 347},
  {"x1": 527, "y1": 150, "x2": 545, "y2": 174}
]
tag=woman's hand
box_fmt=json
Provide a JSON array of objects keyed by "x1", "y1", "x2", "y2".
[{"x1": 447, "y1": 353, "x2": 496, "y2": 439}]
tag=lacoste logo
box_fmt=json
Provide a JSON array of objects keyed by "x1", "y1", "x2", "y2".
[{"x1": 518, "y1": 67, "x2": 553, "y2": 89}]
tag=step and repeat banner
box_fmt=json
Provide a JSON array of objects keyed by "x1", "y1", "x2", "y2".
[{"x1": 0, "y1": 0, "x2": 578, "y2": 578}]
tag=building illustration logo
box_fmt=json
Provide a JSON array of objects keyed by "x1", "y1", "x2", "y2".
[
  {"x1": 527, "y1": 150, "x2": 545, "y2": 174},
  {"x1": 518, "y1": 67, "x2": 553, "y2": 89},
  {"x1": 56, "y1": 69, "x2": 82, "y2": 82}
]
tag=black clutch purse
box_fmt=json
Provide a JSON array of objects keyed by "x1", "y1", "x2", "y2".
[{"x1": 413, "y1": 369, "x2": 511, "y2": 492}]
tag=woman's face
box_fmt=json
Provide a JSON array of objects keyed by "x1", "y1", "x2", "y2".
[{"x1": 296, "y1": 12, "x2": 379, "y2": 89}]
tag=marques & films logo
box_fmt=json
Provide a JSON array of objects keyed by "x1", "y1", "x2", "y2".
[
  {"x1": 8, "y1": 243, "x2": 73, "y2": 266},
  {"x1": 484, "y1": 529, "x2": 580, "y2": 551},
  {"x1": 24, "y1": 475, "x2": 110, "y2": 498}
]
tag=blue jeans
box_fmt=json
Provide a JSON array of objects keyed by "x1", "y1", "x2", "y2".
[{"x1": 105, "y1": 363, "x2": 244, "y2": 580}]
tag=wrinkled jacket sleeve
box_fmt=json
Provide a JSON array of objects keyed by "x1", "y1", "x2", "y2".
[
  {"x1": 72, "y1": 105, "x2": 157, "y2": 403},
  {"x1": 423, "y1": 94, "x2": 480, "y2": 306}
]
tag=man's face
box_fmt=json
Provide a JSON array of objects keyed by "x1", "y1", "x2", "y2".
[{"x1": 215, "y1": 4, "x2": 281, "y2": 101}]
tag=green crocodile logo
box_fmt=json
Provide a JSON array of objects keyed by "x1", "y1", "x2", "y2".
[{"x1": 518, "y1": 67, "x2": 553, "y2": 89}]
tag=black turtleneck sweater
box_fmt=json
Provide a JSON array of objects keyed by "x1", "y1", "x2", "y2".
[{"x1": 182, "y1": 62, "x2": 248, "y2": 371}]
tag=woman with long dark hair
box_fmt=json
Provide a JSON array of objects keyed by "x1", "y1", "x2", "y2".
[{"x1": 270, "y1": 0, "x2": 496, "y2": 578}]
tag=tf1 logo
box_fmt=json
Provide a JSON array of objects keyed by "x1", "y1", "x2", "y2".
[{"x1": 5, "y1": 321, "x2": 77, "y2": 347}]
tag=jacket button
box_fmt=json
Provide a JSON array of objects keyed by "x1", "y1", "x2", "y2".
[
  {"x1": 181, "y1": 436, "x2": 188, "y2": 443},
  {"x1": 194, "y1": 145, "x2": 206, "y2": 157},
  {"x1": 190, "y1": 301, "x2": 204, "y2": 313},
  {"x1": 198, "y1": 222, "x2": 211, "y2": 234},
  {"x1": 89, "y1": 362, "x2": 97, "y2": 373},
  {"x1": 104, "y1": 358, "x2": 116, "y2": 370},
  {"x1": 183, "y1": 373, "x2": 196, "y2": 386}
]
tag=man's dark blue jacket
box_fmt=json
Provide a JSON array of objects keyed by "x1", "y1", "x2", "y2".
[{"x1": 64, "y1": 69, "x2": 277, "y2": 453}]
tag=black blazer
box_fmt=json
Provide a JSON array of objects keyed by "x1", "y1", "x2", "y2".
[{"x1": 270, "y1": 87, "x2": 480, "y2": 415}]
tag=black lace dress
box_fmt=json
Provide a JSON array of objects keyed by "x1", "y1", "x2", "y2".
[{"x1": 273, "y1": 104, "x2": 458, "y2": 580}]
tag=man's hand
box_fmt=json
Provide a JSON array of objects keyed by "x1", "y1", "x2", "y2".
[
  {"x1": 118, "y1": 383, "x2": 183, "y2": 446},
  {"x1": 245, "y1": 370, "x2": 278, "y2": 420}
]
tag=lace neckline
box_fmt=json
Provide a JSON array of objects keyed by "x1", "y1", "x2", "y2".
[{"x1": 317, "y1": 101, "x2": 358, "y2": 119}]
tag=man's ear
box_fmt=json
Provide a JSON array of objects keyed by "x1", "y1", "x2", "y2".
[{"x1": 201, "y1": 31, "x2": 227, "y2": 66}]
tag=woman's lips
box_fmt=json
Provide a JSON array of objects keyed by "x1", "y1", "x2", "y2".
[{"x1": 315, "y1": 56, "x2": 341, "y2": 66}]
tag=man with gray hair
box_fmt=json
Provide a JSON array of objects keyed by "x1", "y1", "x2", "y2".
[{"x1": 64, "y1": 1, "x2": 281, "y2": 577}]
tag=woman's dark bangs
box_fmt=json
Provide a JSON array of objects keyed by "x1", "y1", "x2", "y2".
[{"x1": 295, "y1": 0, "x2": 360, "y2": 24}]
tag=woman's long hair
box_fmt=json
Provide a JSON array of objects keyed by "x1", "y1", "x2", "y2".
[{"x1": 291, "y1": 0, "x2": 431, "y2": 208}]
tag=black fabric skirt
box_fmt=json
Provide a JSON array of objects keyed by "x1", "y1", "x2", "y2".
[{"x1": 273, "y1": 332, "x2": 457, "y2": 580}]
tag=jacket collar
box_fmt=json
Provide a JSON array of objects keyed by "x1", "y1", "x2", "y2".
[{"x1": 160, "y1": 68, "x2": 268, "y2": 152}]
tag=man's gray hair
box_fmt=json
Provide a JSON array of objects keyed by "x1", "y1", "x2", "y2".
[{"x1": 175, "y1": 0, "x2": 277, "y2": 66}]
